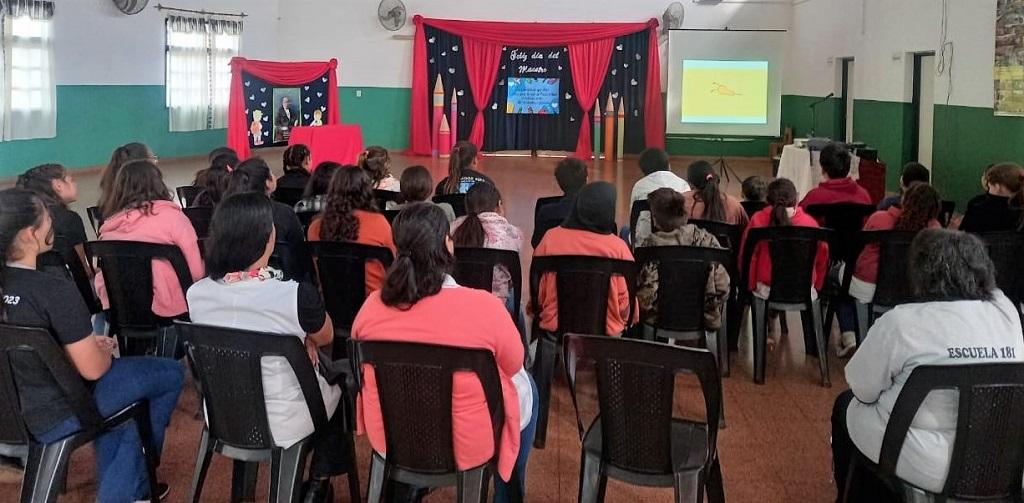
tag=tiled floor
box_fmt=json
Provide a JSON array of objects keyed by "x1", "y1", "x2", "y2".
[{"x1": 0, "y1": 151, "x2": 848, "y2": 502}]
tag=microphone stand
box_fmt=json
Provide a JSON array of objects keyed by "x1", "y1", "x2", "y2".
[{"x1": 808, "y1": 93, "x2": 835, "y2": 138}]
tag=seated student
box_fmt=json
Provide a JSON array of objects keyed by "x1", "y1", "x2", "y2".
[
  {"x1": 798, "y1": 142, "x2": 872, "y2": 209},
  {"x1": 877, "y1": 162, "x2": 930, "y2": 210},
  {"x1": 294, "y1": 161, "x2": 342, "y2": 214},
  {"x1": 207, "y1": 146, "x2": 236, "y2": 163},
  {"x1": 532, "y1": 157, "x2": 588, "y2": 248},
  {"x1": 740, "y1": 178, "x2": 828, "y2": 349},
  {"x1": 360, "y1": 146, "x2": 400, "y2": 192},
  {"x1": 832, "y1": 228, "x2": 1024, "y2": 502},
  {"x1": 95, "y1": 160, "x2": 204, "y2": 319},
  {"x1": 307, "y1": 166, "x2": 396, "y2": 294},
  {"x1": 535, "y1": 182, "x2": 635, "y2": 336},
  {"x1": 435, "y1": 141, "x2": 495, "y2": 195},
  {"x1": 16, "y1": 164, "x2": 87, "y2": 277},
  {"x1": 98, "y1": 142, "x2": 156, "y2": 211},
  {"x1": 629, "y1": 148, "x2": 691, "y2": 244},
  {"x1": 396, "y1": 165, "x2": 455, "y2": 223},
  {"x1": 740, "y1": 175, "x2": 769, "y2": 218},
  {"x1": 187, "y1": 193, "x2": 350, "y2": 502},
  {"x1": 637, "y1": 188, "x2": 730, "y2": 333},
  {"x1": 273, "y1": 144, "x2": 311, "y2": 204},
  {"x1": 0, "y1": 188, "x2": 183, "y2": 503},
  {"x1": 352, "y1": 202, "x2": 535, "y2": 503},
  {"x1": 959, "y1": 162, "x2": 1023, "y2": 233},
  {"x1": 683, "y1": 160, "x2": 749, "y2": 226},
  {"x1": 452, "y1": 182, "x2": 523, "y2": 309},
  {"x1": 226, "y1": 158, "x2": 309, "y2": 280},
  {"x1": 192, "y1": 153, "x2": 237, "y2": 207}
]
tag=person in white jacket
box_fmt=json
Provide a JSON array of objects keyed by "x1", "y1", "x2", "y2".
[{"x1": 832, "y1": 228, "x2": 1024, "y2": 502}]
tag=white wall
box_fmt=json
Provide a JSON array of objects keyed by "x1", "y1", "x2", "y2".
[
  {"x1": 276, "y1": 0, "x2": 792, "y2": 88},
  {"x1": 54, "y1": 0, "x2": 279, "y2": 85}
]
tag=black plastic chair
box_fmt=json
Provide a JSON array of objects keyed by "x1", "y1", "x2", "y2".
[
  {"x1": 528, "y1": 255, "x2": 637, "y2": 448},
  {"x1": 976, "y1": 231, "x2": 1024, "y2": 305},
  {"x1": 628, "y1": 199, "x2": 650, "y2": 247},
  {"x1": 268, "y1": 240, "x2": 314, "y2": 283},
  {"x1": 533, "y1": 195, "x2": 564, "y2": 247},
  {"x1": 842, "y1": 363, "x2": 1024, "y2": 503},
  {"x1": 453, "y1": 247, "x2": 527, "y2": 363},
  {"x1": 373, "y1": 189, "x2": 403, "y2": 208},
  {"x1": 740, "y1": 200, "x2": 768, "y2": 219},
  {"x1": 434, "y1": 193, "x2": 467, "y2": 217},
  {"x1": 85, "y1": 240, "x2": 194, "y2": 358},
  {"x1": 383, "y1": 209, "x2": 401, "y2": 224},
  {"x1": 563, "y1": 335, "x2": 724, "y2": 503},
  {"x1": 939, "y1": 200, "x2": 956, "y2": 228},
  {"x1": 86, "y1": 206, "x2": 103, "y2": 235},
  {"x1": 689, "y1": 219, "x2": 745, "y2": 352},
  {"x1": 308, "y1": 242, "x2": 394, "y2": 353},
  {"x1": 177, "y1": 322, "x2": 359, "y2": 503},
  {"x1": 182, "y1": 206, "x2": 214, "y2": 240},
  {"x1": 853, "y1": 231, "x2": 918, "y2": 343},
  {"x1": 38, "y1": 243, "x2": 102, "y2": 315},
  {"x1": 295, "y1": 211, "x2": 317, "y2": 234},
  {"x1": 0, "y1": 325, "x2": 160, "y2": 503},
  {"x1": 272, "y1": 187, "x2": 305, "y2": 208},
  {"x1": 176, "y1": 185, "x2": 202, "y2": 209},
  {"x1": 353, "y1": 340, "x2": 505, "y2": 503},
  {"x1": 741, "y1": 226, "x2": 832, "y2": 387},
  {"x1": 633, "y1": 246, "x2": 732, "y2": 377}
]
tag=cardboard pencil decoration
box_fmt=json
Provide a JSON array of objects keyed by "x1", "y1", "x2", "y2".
[
  {"x1": 603, "y1": 94, "x2": 615, "y2": 162},
  {"x1": 450, "y1": 91, "x2": 459, "y2": 148},
  {"x1": 616, "y1": 97, "x2": 626, "y2": 161},
  {"x1": 438, "y1": 114, "x2": 452, "y2": 157},
  {"x1": 431, "y1": 75, "x2": 444, "y2": 158},
  {"x1": 592, "y1": 99, "x2": 602, "y2": 159}
]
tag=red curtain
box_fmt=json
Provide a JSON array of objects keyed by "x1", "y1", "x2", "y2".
[
  {"x1": 462, "y1": 39, "x2": 503, "y2": 149},
  {"x1": 568, "y1": 39, "x2": 615, "y2": 160},
  {"x1": 409, "y1": 16, "x2": 664, "y2": 156},
  {"x1": 227, "y1": 58, "x2": 341, "y2": 159}
]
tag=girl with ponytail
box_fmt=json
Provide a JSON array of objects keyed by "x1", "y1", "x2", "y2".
[
  {"x1": 0, "y1": 187, "x2": 183, "y2": 503},
  {"x1": 359, "y1": 145, "x2": 400, "y2": 192},
  {"x1": 353, "y1": 202, "x2": 537, "y2": 503},
  {"x1": 684, "y1": 160, "x2": 749, "y2": 225},
  {"x1": 435, "y1": 141, "x2": 494, "y2": 195},
  {"x1": 16, "y1": 164, "x2": 87, "y2": 275},
  {"x1": 451, "y1": 182, "x2": 523, "y2": 308}
]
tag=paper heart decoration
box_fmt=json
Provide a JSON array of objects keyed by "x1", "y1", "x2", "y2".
[
  {"x1": 304, "y1": 114, "x2": 310, "y2": 120},
  {"x1": 634, "y1": 109, "x2": 639, "y2": 117},
  {"x1": 498, "y1": 79, "x2": 505, "y2": 85},
  {"x1": 305, "y1": 97, "x2": 311, "y2": 103},
  {"x1": 244, "y1": 81, "x2": 251, "y2": 87},
  {"x1": 502, "y1": 46, "x2": 507, "y2": 51},
  {"x1": 623, "y1": 63, "x2": 629, "y2": 68},
  {"x1": 635, "y1": 53, "x2": 642, "y2": 61},
  {"x1": 429, "y1": 58, "x2": 435, "y2": 63},
  {"x1": 557, "y1": 66, "x2": 563, "y2": 71},
  {"x1": 501, "y1": 65, "x2": 506, "y2": 70},
  {"x1": 441, "y1": 51, "x2": 447, "y2": 56},
  {"x1": 428, "y1": 36, "x2": 436, "y2": 43},
  {"x1": 320, "y1": 106, "x2": 326, "y2": 111},
  {"x1": 460, "y1": 111, "x2": 466, "y2": 116},
  {"x1": 565, "y1": 92, "x2": 572, "y2": 100},
  {"x1": 616, "y1": 44, "x2": 623, "y2": 50},
  {"x1": 456, "y1": 90, "x2": 464, "y2": 96},
  {"x1": 452, "y1": 45, "x2": 459, "y2": 51},
  {"x1": 322, "y1": 77, "x2": 328, "y2": 83},
  {"x1": 448, "y1": 67, "x2": 456, "y2": 74},
  {"x1": 491, "y1": 103, "x2": 498, "y2": 110},
  {"x1": 611, "y1": 92, "x2": 619, "y2": 99},
  {"x1": 317, "y1": 92, "x2": 323, "y2": 97},
  {"x1": 304, "y1": 86, "x2": 310, "y2": 90},
  {"x1": 569, "y1": 116, "x2": 576, "y2": 122},
  {"x1": 263, "y1": 116, "x2": 268, "y2": 121},
  {"x1": 631, "y1": 79, "x2": 639, "y2": 86},
  {"x1": 611, "y1": 69, "x2": 618, "y2": 76},
  {"x1": 260, "y1": 101, "x2": 267, "y2": 107},
  {"x1": 264, "y1": 131, "x2": 269, "y2": 136},
  {"x1": 260, "y1": 87, "x2": 266, "y2": 92},
  {"x1": 249, "y1": 95, "x2": 255, "y2": 100}
]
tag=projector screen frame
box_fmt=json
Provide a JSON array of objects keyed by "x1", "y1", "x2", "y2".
[{"x1": 666, "y1": 28, "x2": 787, "y2": 139}]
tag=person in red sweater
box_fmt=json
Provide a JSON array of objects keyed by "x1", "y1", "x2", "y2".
[
  {"x1": 740, "y1": 178, "x2": 829, "y2": 350},
  {"x1": 534, "y1": 181, "x2": 636, "y2": 336},
  {"x1": 799, "y1": 142, "x2": 872, "y2": 209}
]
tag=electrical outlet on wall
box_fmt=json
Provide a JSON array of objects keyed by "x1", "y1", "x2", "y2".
[{"x1": 356, "y1": 89, "x2": 363, "y2": 98}]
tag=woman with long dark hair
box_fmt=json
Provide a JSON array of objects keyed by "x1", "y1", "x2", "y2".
[
  {"x1": 435, "y1": 141, "x2": 494, "y2": 195},
  {"x1": 452, "y1": 182, "x2": 522, "y2": 307},
  {"x1": 683, "y1": 160, "x2": 748, "y2": 225},
  {"x1": 192, "y1": 153, "x2": 237, "y2": 207},
  {"x1": 307, "y1": 166, "x2": 396, "y2": 294},
  {"x1": 273, "y1": 144, "x2": 311, "y2": 205},
  {"x1": 352, "y1": 202, "x2": 536, "y2": 502},
  {"x1": 16, "y1": 163, "x2": 87, "y2": 276},
  {"x1": 294, "y1": 161, "x2": 343, "y2": 214},
  {"x1": 0, "y1": 188, "x2": 182, "y2": 503},
  {"x1": 98, "y1": 142, "x2": 155, "y2": 211}
]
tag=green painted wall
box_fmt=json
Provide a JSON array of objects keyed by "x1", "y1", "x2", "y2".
[
  {"x1": 339, "y1": 86, "x2": 410, "y2": 151},
  {"x1": 851, "y1": 99, "x2": 916, "y2": 191},
  {"x1": 932, "y1": 104, "x2": 1024, "y2": 208},
  {"x1": 780, "y1": 95, "x2": 843, "y2": 140}
]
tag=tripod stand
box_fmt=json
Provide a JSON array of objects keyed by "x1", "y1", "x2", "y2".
[{"x1": 711, "y1": 136, "x2": 739, "y2": 183}]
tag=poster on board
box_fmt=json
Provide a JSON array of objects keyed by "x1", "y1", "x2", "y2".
[{"x1": 995, "y1": 0, "x2": 1024, "y2": 116}]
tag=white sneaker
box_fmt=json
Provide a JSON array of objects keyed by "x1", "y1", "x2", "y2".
[{"x1": 835, "y1": 331, "x2": 858, "y2": 358}]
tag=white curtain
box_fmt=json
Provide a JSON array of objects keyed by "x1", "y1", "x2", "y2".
[
  {"x1": 209, "y1": 19, "x2": 241, "y2": 129},
  {"x1": 1, "y1": 0, "x2": 56, "y2": 141},
  {"x1": 166, "y1": 16, "x2": 209, "y2": 132}
]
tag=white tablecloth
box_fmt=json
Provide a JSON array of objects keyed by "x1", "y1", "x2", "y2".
[{"x1": 778, "y1": 143, "x2": 860, "y2": 198}]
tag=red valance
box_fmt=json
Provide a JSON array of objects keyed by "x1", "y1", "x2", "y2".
[{"x1": 227, "y1": 58, "x2": 341, "y2": 159}]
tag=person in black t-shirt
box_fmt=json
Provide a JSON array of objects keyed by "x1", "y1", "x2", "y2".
[
  {"x1": 273, "y1": 144, "x2": 311, "y2": 207},
  {"x1": 435, "y1": 141, "x2": 495, "y2": 195},
  {"x1": 0, "y1": 188, "x2": 183, "y2": 503},
  {"x1": 15, "y1": 164, "x2": 88, "y2": 277},
  {"x1": 959, "y1": 162, "x2": 1024, "y2": 233}
]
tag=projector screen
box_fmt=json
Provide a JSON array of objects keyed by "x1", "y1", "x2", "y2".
[{"x1": 667, "y1": 30, "x2": 786, "y2": 137}]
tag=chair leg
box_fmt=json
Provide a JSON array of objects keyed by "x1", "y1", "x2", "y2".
[
  {"x1": 717, "y1": 298, "x2": 730, "y2": 377},
  {"x1": 841, "y1": 456, "x2": 858, "y2": 503},
  {"x1": 131, "y1": 402, "x2": 162, "y2": 502},
  {"x1": 187, "y1": 428, "x2": 214, "y2": 503},
  {"x1": 705, "y1": 457, "x2": 725, "y2": 503},
  {"x1": 726, "y1": 288, "x2": 742, "y2": 351},
  {"x1": 752, "y1": 297, "x2": 768, "y2": 384},
  {"x1": 578, "y1": 448, "x2": 605, "y2": 503},
  {"x1": 854, "y1": 301, "x2": 870, "y2": 345},
  {"x1": 269, "y1": 442, "x2": 310, "y2": 503},
  {"x1": 366, "y1": 451, "x2": 387, "y2": 503},
  {"x1": 346, "y1": 433, "x2": 361, "y2": 503},
  {"x1": 456, "y1": 466, "x2": 490, "y2": 503},
  {"x1": 231, "y1": 460, "x2": 259, "y2": 502},
  {"x1": 21, "y1": 439, "x2": 73, "y2": 503},
  {"x1": 673, "y1": 469, "x2": 701, "y2": 503},
  {"x1": 530, "y1": 332, "x2": 558, "y2": 448},
  {"x1": 809, "y1": 301, "x2": 831, "y2": 388}
]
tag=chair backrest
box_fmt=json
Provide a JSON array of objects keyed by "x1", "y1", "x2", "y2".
[
  {"x1": 563, "y1": 335, "x2": 721, "y2": 475},
  {"x1": 272, "y1": 187, "x2": 305, "y2": 208},
  {"x1": 373, "y1": 189, "x2": 403, "y2": 207},
  {"x1": 629, "y1": 199, "x2": 649, "y2": 246},
  {"x1": 382, "y1": 209, "x2": 401, "y2": 225},
  {"x1": 295, "y1": 210, "x2": 317, "y2": 233},
  {"x1": 976, "y1": 231, "x2": 1024, "y2": 301},
  {"x1": 861, "y1": 230, "x2": 918, "y2": 307},
  {"x1": 433, "y1": 193, "x2": 467, "y2": 217},
  {"x1": 452, "y1": 247, "x2": 523, "y2": 322},
  {"x1": 633, "y1": 246, "x2": 732, "y2": 332},
  {"x1": 878, "y1": 363, "x2": 1024, "y2": 499},
  {"x1": 268, "y1": 240, "x2": 313, "y2": 283},
  {"x1": 740, "y1": 200, "x2": 768, "y2": 219},
  {"x1": 529, "y1": 255, "x2": 637, "y2": 335},
  {"x1": 177, "y1": 322, "x2": 327, "y2": 450},
  {"x1": 804, "y1": 202, "x2": 876, "y2": 266},
  {"x1": 742, "y1": 226, "x2": 831, "y2": 304},
  {"x1": 176, "y1": 185, "x2": 202, "y2": 209},
  {"x1": 353, "y1": 340, "x2": 504, "y2": 474},
  {"x1": 688, "y1": 219, "x2": 743, "y2": 282},
  {"x1": 0, "y1": 325, "x2": 106, "y2": 445},
  {"x1": 308, "y1": 241, "x2": 394, "y2": 330},
  {"x1": 533, "y1": 195, "x2": 565, "y2": 246},
  {"x1": 939, "y1": 200, "x2": 956, "y2": 228},
  {"x1": 183, "y1": 206, "x2": 215, "y2": 240},
  {"x1": 86, "y1": 206, "x2": 103, "y2": 235},
  {"x1": 85, "y1": 240, "x2": 194, "y2": 329},
  {"x1": 42, "y1": 244, "x2": 102, "y2": 314}
]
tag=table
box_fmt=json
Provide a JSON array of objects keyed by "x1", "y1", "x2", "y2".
[
  {"x1": 288, "y1": 124, "x2": 365, "y2": 168},
  {"x1": 777, "y1": 143, "x2": 860, "y2": 198}
]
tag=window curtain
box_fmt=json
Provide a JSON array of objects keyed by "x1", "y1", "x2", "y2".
[
  {"x1": 209, "y1": 18, "x2": 241, "y2": 129},
  {"x1": 1, "y1": 0, "x2": 56, "y2": 141},
  {"x1": 166, "y1": 15, "x2": 209, "y2": 132}
]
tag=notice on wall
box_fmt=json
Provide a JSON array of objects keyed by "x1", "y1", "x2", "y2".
[{"x1": 995, "y1": 0, "x2": 1024, "y2": 116}]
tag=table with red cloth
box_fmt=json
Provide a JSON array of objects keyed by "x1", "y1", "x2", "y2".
[{"x1": 288, "y1": 124, "x2": 365, "y2": 168}]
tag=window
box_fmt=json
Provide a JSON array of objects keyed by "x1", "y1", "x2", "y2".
[
  {"x1": 0, "y1": 0, "x2": 56, "y2": 141},
  {"x1": 165, "y1": 16, "x2": 242, "y2": 132}
]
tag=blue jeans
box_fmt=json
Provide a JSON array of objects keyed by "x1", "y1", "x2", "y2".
[
  {"x1": 837, "y1": 300, "x2": 857, "y2": 333},
  {"x1": 493, "y1": 374, "x2": 539, "y2": 503},
  {"x1": 36, "y1": 357, "x2": 184, "y2": 503}
]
